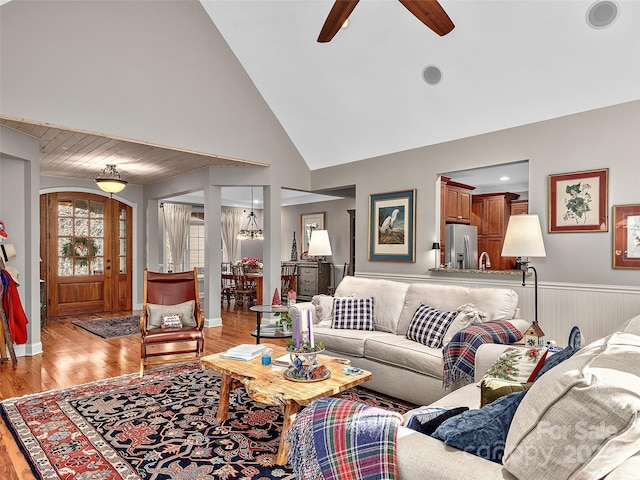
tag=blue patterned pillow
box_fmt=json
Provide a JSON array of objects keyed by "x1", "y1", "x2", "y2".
[
  {"x1": 332, "y1": 297, "x2": 375, "y2": 331},
  {"x1": 533, "y1": 346, "x2": 579, "y2": 381},
  {"x1": 406, "y1": 303, "x2": 458, "y2": 348},
  {"x1": 431, "y1": 390, "x2": 527, "y2": 463}
]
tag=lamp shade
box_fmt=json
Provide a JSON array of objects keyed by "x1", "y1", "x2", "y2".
[
  {"x1": 308, "y1": 230, "x2": 332, "y2": 257},
  {"x1": 501, "y1": 214, "x2": 546, "y2": 257},
  {"x1": 95, "y1": 164, "x2": 127, "y2": 194}
]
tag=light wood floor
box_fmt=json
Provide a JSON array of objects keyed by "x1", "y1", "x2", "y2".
[{"x1": 0, "y1": 302, "x2": 288, "y2": 480}]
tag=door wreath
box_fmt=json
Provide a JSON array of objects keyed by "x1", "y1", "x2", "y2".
[{"x1": 61, "y1": 237, "x2": 99, "y2": 267}]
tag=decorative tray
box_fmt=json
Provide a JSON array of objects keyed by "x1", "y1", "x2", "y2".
[{"x1": 283, "y1": 366, "x2": 331, "y2": 383}]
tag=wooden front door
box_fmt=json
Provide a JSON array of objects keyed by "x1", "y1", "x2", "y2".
[{"x1": 41, "y1": 192, "x2": 132, "y2": 317}]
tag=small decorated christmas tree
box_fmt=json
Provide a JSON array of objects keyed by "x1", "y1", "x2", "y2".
[
  {"x1": 290, "y1": 232, "x2": 298, "y2": 261},
  {"x1": 271, "y1": 288, "x2": 281, "y2": 306}
]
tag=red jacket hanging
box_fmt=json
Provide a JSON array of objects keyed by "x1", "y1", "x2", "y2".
[{"x1": 1, "y1": 269, "x2": 28, "y2": 345}]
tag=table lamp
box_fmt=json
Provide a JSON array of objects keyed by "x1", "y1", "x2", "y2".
[
  {"x1": 501, "y1": 214, "x2": 546, "y2": 325},
  {"x1": 308, "y1": 230, "x2": 332, "y2": 274}
]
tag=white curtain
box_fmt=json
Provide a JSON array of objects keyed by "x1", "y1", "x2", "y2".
[
  {"x1": 162, "y1": 203, "x2": 192, "y2": 272},
  {"x1": 222, "y1": 207, "x2": 242, "y2": 263}
]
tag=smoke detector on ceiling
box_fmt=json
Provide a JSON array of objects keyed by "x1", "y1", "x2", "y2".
[
  {"x1": 422, "y1": 65, "x2": 442, "y2": 86},
  {"x1": 586, "y1": 0, "x2": 619, "y2": 29}
]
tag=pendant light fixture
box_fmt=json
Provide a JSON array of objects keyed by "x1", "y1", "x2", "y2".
[
  {"x1": 95, "y1": 164, "x2": 128, "y2": 195},
  {"x1": 237, "y1": 187, "x2": 263, "y2": 240}
]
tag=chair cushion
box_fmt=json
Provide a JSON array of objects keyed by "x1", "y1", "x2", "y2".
[
  {"x1": 147, "y1": 300, "x2": 196, "y2": 328},
  {"x1": 405, "y1": 303, "x2": 458, "y2": 348},
  {"x1": 143, "y1": 326, "x2": 203, "y2": 344},
  {"x1": 503, "y1": 332, "x2": 640, "y2": 480}
]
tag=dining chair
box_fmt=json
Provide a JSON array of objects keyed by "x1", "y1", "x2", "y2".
[{"x1": 231, "y1": 264, "x2": 256, "y2": 307}]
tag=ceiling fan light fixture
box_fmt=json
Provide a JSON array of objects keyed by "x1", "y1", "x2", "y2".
[
  {"x1": 422, "y1": 65, "x2": 443, "y2": 86},
  {"x1": 95, "y1": 164, "x2": 127, "y2": 194},
  {"x1": 586, "y1": 0, "x2": 619, "y2": 29}
]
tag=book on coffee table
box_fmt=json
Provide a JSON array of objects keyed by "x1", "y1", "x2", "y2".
[{"x1": 219, "y1": 344, "x2": 267, "y2": 361}]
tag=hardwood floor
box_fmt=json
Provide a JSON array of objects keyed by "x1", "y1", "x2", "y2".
[{"x1": 0, "y1": 302, "x2": 288, "y2": 480}]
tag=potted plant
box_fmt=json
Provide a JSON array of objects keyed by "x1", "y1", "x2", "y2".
[{"x1": 276, "y1": 312, "x2": 293, "y2": 334}]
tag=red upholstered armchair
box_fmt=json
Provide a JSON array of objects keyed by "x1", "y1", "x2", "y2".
[{"x1": 139, "y1": 268, "x2": 205, "y2": 376}]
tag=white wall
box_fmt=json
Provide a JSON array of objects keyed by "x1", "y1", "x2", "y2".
[{"x1": 0, "y1": 126, "x2": 42, "y2": 356}]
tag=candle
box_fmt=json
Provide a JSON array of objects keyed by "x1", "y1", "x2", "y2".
[
  {"x1": 295, "y1": 314, "x2": 300, "y2": 348},
  {"x1": 308, "y1": 311, "x2": 314, "y2": 348}
]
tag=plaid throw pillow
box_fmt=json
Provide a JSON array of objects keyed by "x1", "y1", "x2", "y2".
[
  {"x1": 406, "y1": 303, "x2": 458, "y2": 348},
  {"x1": 332, "y1": 297, "x2": 375, "y2": 331}
]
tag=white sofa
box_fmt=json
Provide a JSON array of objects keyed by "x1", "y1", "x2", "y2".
[
  {"x1": 395, "y1": 314, "x2": 640, "y2": 480},
  {"x1": 289, "y1": 276, "x2": 529, "y2": 406}
]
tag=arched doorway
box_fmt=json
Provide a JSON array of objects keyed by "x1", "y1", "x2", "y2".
[{"x1": 40, "y1": 192, "x2": 132, "y2": 317}]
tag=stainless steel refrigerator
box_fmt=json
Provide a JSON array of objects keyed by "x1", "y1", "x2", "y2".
[{"x1": 445, "y1": 224, "x2": 478, "y2": 269}]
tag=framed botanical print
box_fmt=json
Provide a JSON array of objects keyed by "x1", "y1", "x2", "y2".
[
  {"x1": 300, "y1": 212, "x2": 325, "y2": 257},
  {"x1": 548, "y1": 168, "x2": 608, "y2": 233},
  {"x1": 368, "y1": 189, "x2": 416, "y2": 262},
  {"x1": 613, "y1": 204, "x2": 640, "y2": 269}
]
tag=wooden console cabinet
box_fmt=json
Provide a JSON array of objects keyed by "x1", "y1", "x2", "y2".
[
  {"x1": 471, "y1": 192, "x2": 520, "y2": 270},
  {"x1": 296, "y1": 262, "x2": 331, "y2": 300}
]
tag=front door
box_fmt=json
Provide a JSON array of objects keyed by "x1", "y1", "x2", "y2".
[{"x1": 41, "y1": 192, "x2": 132, "y2": 317}]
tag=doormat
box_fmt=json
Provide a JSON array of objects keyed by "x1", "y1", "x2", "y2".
[
  {"x1": 0, "y1": 361, "x2": 416, "y2": 480},
  {"x1": 72, "y1": 315, "x2": 140, "y2": 339}
]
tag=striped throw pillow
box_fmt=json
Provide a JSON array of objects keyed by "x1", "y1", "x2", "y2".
[
  {"x1": 406, "y1": 303, "x2": 458, "y2": 348},
  {"x1": 332, "y1": 297, "x2": 375, "y2": 331}
]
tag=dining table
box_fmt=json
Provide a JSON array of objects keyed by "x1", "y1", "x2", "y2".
[{"x1": 222, "y1": 271, "x2": 297, "y2": 306}]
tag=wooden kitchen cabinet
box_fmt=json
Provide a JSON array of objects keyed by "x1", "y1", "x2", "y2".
[
  {"x1": 471, "y1": 192, "x2": 520, "y2": 270},
  {"x1": 510, "y1": 200, "x2": 529, "y2": 216},
  {"x1": 440, "y1": 176, "x2": 476, "y2": 265}
]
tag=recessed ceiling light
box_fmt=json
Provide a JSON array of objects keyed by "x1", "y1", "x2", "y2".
[
  {"x1": 586, "y1": 0, "x2": 619, "y2": 29},
  {"x1": 500, "y1": 176, "x2": 510, "y2": 181},
  {"x1": 422, "y1": 65, "x2": 442, "y2": 86}
]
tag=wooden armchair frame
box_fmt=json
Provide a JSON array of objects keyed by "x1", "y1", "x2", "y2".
[{"x1": 140, "y1": 268, "x2": 205, "y2": 376}]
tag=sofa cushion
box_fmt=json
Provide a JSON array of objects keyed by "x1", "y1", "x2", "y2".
[
  {"x1": 364, "y1": 335, "x2": 444, "y2": 378},
  {"x1": 406, "y1": 303, "x2": 458, "y2": 348},
  {"x1": 147, "y1": 300, "x2": 195, "y2": 329},
  {"x1": 332, "y1": 297, "x2": 375, "y2": 330},
  {"x1": 442, "y1": 304, "x2": 489, "y2": 347},
  {"x1": 480, "y1": 378, "x2": 532, "y2": 407},
  {"x1": 311, "y1": 294, "x2": 334, "y2": 327},
  {"x1": 407, "y1": 406, "x2": 469, "y2": 435},
  {"x1": 503, "y1": 332, "x2": 640, "y2": 480},
  {"x1": 432, "y1": 390, "x2": 527, "y2": 464},
  {"x1": 484, "y1": 346, "x2": 548, "y2": 383},
  {"x1": 533, "y1": 345, "x2": 579, "y2": 381},
  {"x1": 397, "y1": 283, "x2": 519, "y2": 336},
  {"x1": 334, "y1": 276, "x2": 410, "y2": 334},
  {"x1": 313, "y1": 327, "x2": 389, "y2": 357}
]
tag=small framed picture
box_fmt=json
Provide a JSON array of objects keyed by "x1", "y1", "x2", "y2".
[
  {"x1": 613, "y1": 204, "x2": 640, "y2": 269},
  {"x1": 300, "y1": 212, "x2": 325, "y2": 256},
  {"x1": 368, "y1": 189, "x2": 416, "y2": 262},
  {"x1": 548, "y1": 168, "x2": 608, "y2": 232}
]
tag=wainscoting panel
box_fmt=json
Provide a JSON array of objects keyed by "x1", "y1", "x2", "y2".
[{"x1": 357, "y1": 272, "x2": 640, "y2": 347}]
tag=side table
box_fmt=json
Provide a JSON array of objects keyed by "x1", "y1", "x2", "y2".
[{"x1": 249, "y1": 305, "x2": 290, "y2": 344}]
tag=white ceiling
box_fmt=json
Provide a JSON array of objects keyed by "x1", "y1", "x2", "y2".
[
  {"x1": 202, "y1": 0, "x2": 640, "y2": 170},
  {"x1": 1, "y1": 0, "x2": 638, "y2": 201}
]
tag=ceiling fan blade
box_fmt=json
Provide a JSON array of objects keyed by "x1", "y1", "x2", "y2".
[
  {"x1": 318, "y1": 0, "x2": 360, "y2": 43},
  {"x1": 399, "y1": 0, "x2": 455, "y2": 36}
]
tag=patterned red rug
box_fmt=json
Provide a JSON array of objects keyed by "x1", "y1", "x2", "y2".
[
  {"x1": 1, "y1": 362, "x2": 415, "y2": 480},
  {"x1": 72, "y1": 315, "x2": 140, "y2": 339}
]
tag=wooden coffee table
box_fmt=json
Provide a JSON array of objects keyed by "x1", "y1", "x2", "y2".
[{"x1": 201, "y1": 343, "x2": 372, "y2": 465}]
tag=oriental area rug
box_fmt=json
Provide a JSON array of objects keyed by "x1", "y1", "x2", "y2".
[
  {"x1": 1, "y1": 362, "x2": 415, "y2": 480},
  {"x1": 72, "y1": 315, "x2": 140, "y2": 339}
]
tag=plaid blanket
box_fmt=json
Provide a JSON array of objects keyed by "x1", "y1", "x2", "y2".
[
  {"x1": 287, "y1": 397, "x2": 403, "y2": 480},
  {"x1": 442, "y1": 320, "x2": 523, "y2": 389}
]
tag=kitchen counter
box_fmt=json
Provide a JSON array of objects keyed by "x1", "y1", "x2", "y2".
[{"x1": 429, "y1": 268, "x2": 531, "y2": 277}]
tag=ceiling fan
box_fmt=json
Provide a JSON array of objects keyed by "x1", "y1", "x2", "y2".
[{"x1": 318, "y1": 0, "x2": 455, "y2": 43}]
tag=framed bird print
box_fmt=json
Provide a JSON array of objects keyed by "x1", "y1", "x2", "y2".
[
  {"x1": 368, "y1": 189, "x2": 416, "y2": 262},
  {"x1": 548, "y1": 168, "x2": 608, "y2": 233}
]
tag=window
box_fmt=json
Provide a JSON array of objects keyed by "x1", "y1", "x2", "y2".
[{"x1": 163, "y1": 209, "x2": 205, "y2": 272}]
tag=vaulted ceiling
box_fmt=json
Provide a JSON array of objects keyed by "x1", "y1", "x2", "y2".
[{"x1": 1, "y1": 0, "x2": 639, "y2": 185}]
